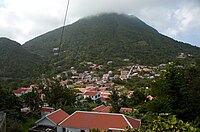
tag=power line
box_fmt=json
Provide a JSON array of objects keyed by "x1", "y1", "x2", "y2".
[{"x1": 58, "y1": 0, "x2": 70, "y2": 56}]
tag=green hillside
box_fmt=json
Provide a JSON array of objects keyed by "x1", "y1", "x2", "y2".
[
  {"x1": 0, "y1": 38, "x2": 43, "y2": 81},
  {"x1": 23, "y1": 13, "x2": 200, "y2": 66}
]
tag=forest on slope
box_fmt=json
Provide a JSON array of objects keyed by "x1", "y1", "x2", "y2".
[
  {"x1": 0, "y1": 38, "x2": 43, "y2": 82},
  {"x1": 24, "y1": 13, "x2": 200, "y2": 66}
]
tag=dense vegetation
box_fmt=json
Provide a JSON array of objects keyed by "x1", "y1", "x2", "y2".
[
  {"x1": 144, "y1": 61, "x2": 200, "y2": 124},
  {"x1": 0, "y1": 38, "x2": 43, "y2": 82},
  {"x1": 24, "y1": 13, "x2": 200, "y2": 68}
]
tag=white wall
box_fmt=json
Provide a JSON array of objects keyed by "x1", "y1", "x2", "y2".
[
  {"x1": 57, "y1": 126, "x2": 89, "y2": 132},
  {"x1": 37, "y1": 118, "x2": 55, "y2": 127}
]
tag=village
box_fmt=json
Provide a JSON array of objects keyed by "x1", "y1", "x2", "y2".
[{"x1": 10, "y1": 60, "x2": 169, "y2": 132}]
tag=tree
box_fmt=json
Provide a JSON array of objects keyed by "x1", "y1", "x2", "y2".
[
  {"x1": 130, "y1": 89, "x2": 146, "y2": 106},
  {"x1": 109, "y1": 90, "x2": 121, "y2": 113},
  {"x1": 146, "y1": 62, "x2": 200, "y2": 123},
  {"x1": 22, "y1": 87, "x2": 43, "y2": 112},
  {"x1": 43, "y1": 78, "x2": 77, "y2": 113},
  {"x1": 125, "y1": 115, "x2": 199, "y2": 132}
]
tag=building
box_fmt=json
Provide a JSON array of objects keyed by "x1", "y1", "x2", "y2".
[
  {"x1": 30, "y1": 109, "x2": 69, "y2": 132},
  {"x1": 93, "y1": 105, "x2": 133, "y2": 114},
  {"x1": 83, "y1": 91, "x2": 100, "y2": 102},
  {"x1": 41, "y1": 107, "x2": 54, "y2": 117},
  {"x1": 58, "y1": 111, "x2": 141, "y2": 132},
  {"x1": 12, "y1": 87, "x2": 32, "y2": 97}
]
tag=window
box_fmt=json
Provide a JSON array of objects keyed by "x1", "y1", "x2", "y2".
[
  {"x1": 81, "y1": 130, "x2": 85, "y2": 132},
  {"x1": 62, "y1": 127, "x2": 66, "y2": 132}
]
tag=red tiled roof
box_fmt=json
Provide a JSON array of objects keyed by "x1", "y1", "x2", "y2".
[
  {"x1": 47, "y1": 109, "x2": 69, "y2": 124},
  {"x1": 147, "y1": 95, "x2": 154, "y2": 100},
  {"x1": 101, "y1": 106, "x2": 112, "y2": 112},
  {"x1": 100, "y1": 97, "x2": 108, "y2": 102},
  {"x1": 59, "y1": 111, "x2": 141, "y2": 130},
  {"x1": 38, "y1": 89, "x2": 43, "y2": 93},
  {"x1": 125, "y1": 116, "x2": 141, "y2": 128},
  {"x1": 93, "y1": 105, "x2": 133, "y2": 113},
  {"x1": 84, "y1": 91, "x2": 98, "y2": 96},
  {"x1": 93, "y1": 105, "x2": 106, "y2": 112},
  {"x1": 100, "y1": 93, "x2": 111, "y2": 98},
  {"x1": 93, "y1": 105, "x2": 112, "y2": 112},
  {"x1": 12, "y1": 88, "x2": 32, "y2": 93},
  {"x1": 41, "y1": 107, "x2": 54, "y2": 112}
]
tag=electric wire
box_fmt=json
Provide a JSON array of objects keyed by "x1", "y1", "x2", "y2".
[{"x1": 58, "y1": 0, "x2": 70, "y2": 56}]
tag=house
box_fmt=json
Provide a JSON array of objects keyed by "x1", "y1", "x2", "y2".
[
  {"x1": 12, "y1": 87, "x2": 32, "y2": 97},
  {"x1": 147, "y1": 95, "x2": 154, "y2": 101},
  {"x1": 92, "y1": 105, "x2": 107, "y2": 112},
  {"x1": 102, "y1": 74, "x2": 109, "y2": 81},
  {"x1": 100, "y1": 91, "x2": 111, "y2": 104},
  {"x1": 93, "y1": 105, "x2": 133, "y2": 113},
  {"x1": 75, "y1": 80, "x2": 85, "y2": 85},
  {"x1": 57, "y1": 111, "x2": 141, "y2": 132},
  {"x1": 114, "y1": 85, "x2": 125, "y2": 90},
  {"x1": 92, "y1": 105, "x2": 112, "y2": 113},
  {"x1": 120, "y1": 71, "x2": 129, "y2": 80},
  {"x1": 30, "y1": 109, "x2": 69, "y2": 132},
  {"x1": 120, "y1": 108, "x2": 133, "y2": 113},
  {"x1": 41, "y1": 107, "x2": 54, "y2": 117},
  {"x1": 60, "y1": 80, "x2": 69, "y2": 88},
  {"x1": 83, "y1": 91, "x2": 100, "y2": 102}
]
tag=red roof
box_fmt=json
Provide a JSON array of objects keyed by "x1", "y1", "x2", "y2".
[
  {"x1": 100, "y1": 93, "x2": 111, "y2": 98},
  {"x1": 125, "y1": 116, "x2": 141, "y2": 128},
  {"x1": 61, "y1": 80, "x2": 69, "y2": 84},
  {"x1": 84, "y1": 91, "x2": 99, "y2": 96},
  {"x1": 12, "y1": 88, "x2": 32, "y2": 94},
  {"x1": 38, "y1": 89, "x2": 43, "y2": 93},
  {"x1": 59, "y1": 111, "x2": 141, "y2": 130},
  {"x1": 41, "y1": 107, "x2": 54, "y2": 112},
  {"x1": 120, "y1": 108, "x2": 133, "y2": 113},
  {"x1": 92, "y1": 105, "x2": 112, "y2": 112},
  {"x1": 47, "y1": 109, "x2": 69, "y2": 124},
  {"x1": 101, "y1": 106, "x2": 112, "y2": 112},
  {"x1": 93, "y1": 105, "x2": 106, "y2": 112},
  {"x1": 93, "y1": 105, "x2": 133, "y2": 113},
  {"x1": 100, "y1": 97, "x2": 108, "y2": 102}
]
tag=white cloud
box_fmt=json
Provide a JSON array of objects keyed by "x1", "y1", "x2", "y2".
[{"x1": 0, "y1": 0, "x2": 199, "y2": 46}]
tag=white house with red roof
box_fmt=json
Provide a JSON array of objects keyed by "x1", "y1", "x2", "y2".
[
  {"x1": 83, "y1": 91, "x2": 100, "y2": 102},
  {"x1": 33, "y1": 109, "x2": 69, "y2": 130},
  {"x1": 40, "y1": 107, "x2": 54, "y2": 117},
  {"x1": 57, "y1": 111, "x2": 141, "y2": 132},
  {"x1": 12, "y1": 87, "x2": 32, "y2": 97},
  {"x1": 100, "y1": 91, "x2": 111, "y2": 98}
]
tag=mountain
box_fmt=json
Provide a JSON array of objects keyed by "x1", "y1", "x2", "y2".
[
  {"x1": 23, "y1": 13, "x2": 200, "y2": 66},
  {"x1": 0, "y1": 38, "x2": 43, "y2": 82}
]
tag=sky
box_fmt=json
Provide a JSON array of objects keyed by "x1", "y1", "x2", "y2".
[{"x1": 0, "y1": 0, "x2": 200, "y2": 47}]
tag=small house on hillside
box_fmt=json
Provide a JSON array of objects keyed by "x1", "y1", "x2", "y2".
[
  {"x1": 93, "y1": 105, "x2": 133, "y2": 113},
  {"x1": 12, "y1": 87, "x2": 32, "y2": 97},
  {"x1": 30, "y1": 109, "x2": 69, "y2": 132},
  {"x1": 83, "y1": 91, "x2": 100, "y2": 102},
  {"x1": 40, "y1": 107, "x2": 54, "y2": 117}
]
